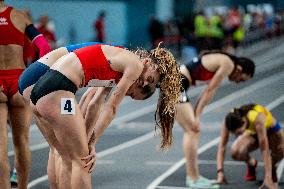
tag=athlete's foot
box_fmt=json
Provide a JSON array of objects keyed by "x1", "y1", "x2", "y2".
[
  {"x1": 10, "y1": 168, "x2": 18, "y2": 188},
  {"x1": 244, "y1": 159, "x2": 257, "y2": 181},
  {"x1": 186, "y1": 176, "x2": 220, "y2": 189}
]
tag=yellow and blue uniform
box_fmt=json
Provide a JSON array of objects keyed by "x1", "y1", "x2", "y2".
[{"x1": 245, "y1": 105, "x2": 281, "y2": 135}]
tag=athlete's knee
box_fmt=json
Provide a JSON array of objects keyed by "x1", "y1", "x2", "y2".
[
  {"x1": 71, "y1": 158, "x2": 91, "y2": 173},
  {"x1": 13, "y1": 134, "x2": 29, "y2": 147},
  {"x1": 231, "y1": 145, "x2": 248, "y2": 160},
  {"x1": 230, "y1": 147, "x2": 242, "y2": 160}
]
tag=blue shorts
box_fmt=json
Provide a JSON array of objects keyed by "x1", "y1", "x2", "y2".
[
  {"x1": 268, "y1": 122, "x2": 282, "y2": 133},
  {"x1": 65, "y1": 42, "x2": 124, "y2": 52},
  {"x1": 18, "y1": 61, "x2": 49, "y2": 95},
  {"x1": 65, "y1": 42, "x2": 102, "y2": 52}
]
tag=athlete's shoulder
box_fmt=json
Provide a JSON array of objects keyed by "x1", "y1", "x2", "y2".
[{"x1": 11, "y1": 8, "x2": 31, "y2": 25}]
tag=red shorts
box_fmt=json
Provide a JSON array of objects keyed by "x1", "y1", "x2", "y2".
[{"x1": 0, "y1": 69, "x2": 24, "y2": 97}]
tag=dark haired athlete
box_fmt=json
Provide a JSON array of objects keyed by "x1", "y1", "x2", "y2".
[
  {"x1": 217, "y1": 104, "x2": 283, "y2": 189},
  {"x1": 176, "y1": 51, "x2": 255, "y2": 188}
]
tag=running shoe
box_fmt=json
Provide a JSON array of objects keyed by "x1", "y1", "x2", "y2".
[
  {"x1": 244, "y1": 160, "x2": 257, "y2": 181},
  {"x1": 10, "y1": 168, "x2": 18, "y2": 188},
  {"x1": 186, "y1": 176, "x2": 220, "y2": 189}
]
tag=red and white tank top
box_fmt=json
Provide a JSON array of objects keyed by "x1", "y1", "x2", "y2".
[
  {"x1": 0, "y1": 7, "x2": 25, "y2": 46},
  {"x1": 73, "y1": 44, "x2": 122, "y2": 87}
]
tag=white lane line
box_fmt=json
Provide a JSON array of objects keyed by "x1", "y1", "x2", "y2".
[
  {"x1": 96, "y1": 160, "x2": 115, "y2": 165},
  {"x1": 155, "y1": 186, "x2": 188, "y2": 189},
  {"x1": 146, "y1": 161, "x2": 176, "y2": 166},
  {"x1": 28, "y1": 176, "x2": 48, "y2": 189},
  {"x1": 28, "y1": 131, "x2": 156, "y2": 188},
  {"x1": 146, "y1": 138, "x2": 220, "y2": 189},
  {"x1": 146, "y1": 73, "x2": 284, "y2": 189},
  {"x1": 28, "y1": 72, "x2": 284, "y2": 188},
  {"x1": 145, "y1": 160, "x2": 265, "y2": 167},
  {"x1": 266, "y1": 95, "x2": 284, "y2": 111},
  {"x1": 97, "y1": 131, "x2": 155, "y2": 158},
  {"x1": 8, "y1": 124, "x2": 38, "y2": 138},
  {"x1": 277, "y1": 159, "x2": 284, "y2": 181},
  {"x1": 198, "y1": 160, "x2": 264, "y2": 166},
  {"x1": 8, "y1": 143, "x2": 49, "y2": 157}
]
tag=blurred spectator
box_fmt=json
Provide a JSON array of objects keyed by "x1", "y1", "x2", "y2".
[
  {"x1": 148, "y1": 15, "x2": 164, "y2": 48},
  {"x1": 223, "y1": 7, "x2": 242, "y2": 53},
  {"x1": 37, "y1": 15, "x2": 56, "y2": 49},
  {"x1": 264, "y1": 13, "x2": 274, "y2": 38},
  {"x1": 164, "y1": 19, "x2": 182, "y2": 56},
  {"x1": 274, "y1": 11, "x2": 282, "y2": 36},
  {"x1": 208, "y1": 13, "x2": 224, "y2": 50},
  {"x1": 194, "y1": 11, "x2": 209, "y2": 53},
  {"x1": 94, "y1": 10, "x2": 106, "y2": 42}
]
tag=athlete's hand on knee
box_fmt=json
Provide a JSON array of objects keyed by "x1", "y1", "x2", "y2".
[
  {"x1": 216, "y1": 172, "x2": 228, "y2": 184},
  {"x1": 191, "y1": 119, "x2": 200, "y2": 133},
  {"x1": 81, "y1": 145, "x2": 96, "y2": 173}
]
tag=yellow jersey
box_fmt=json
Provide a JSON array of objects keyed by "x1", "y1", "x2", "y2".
[{"x1": 245, "y1": 105, "x2": 274, "y2": 135}]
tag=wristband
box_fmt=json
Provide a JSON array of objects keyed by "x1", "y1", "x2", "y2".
[
  {"x1": 33, "y1": 35, "x2": 51, "y2": 57},
  {"x1": 217, "y1": 169, "x2": 223, "y2": 173}
]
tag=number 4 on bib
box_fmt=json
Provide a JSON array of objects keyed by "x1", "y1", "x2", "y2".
[{"x1": 61, "y1": 98, "x2": 75, "y2": 115}]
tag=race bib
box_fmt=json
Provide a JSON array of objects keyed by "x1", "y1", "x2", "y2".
[
  {"x1": 86, "y1": 79, "x2": 116, "y2": 87},
  {"x1": 61, "y1": 98, "x2": 75, "y2": 115}
]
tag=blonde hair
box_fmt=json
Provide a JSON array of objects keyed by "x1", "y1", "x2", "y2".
[{"x1": 135, "y1": 44, "x2": 181, "y2": 149}]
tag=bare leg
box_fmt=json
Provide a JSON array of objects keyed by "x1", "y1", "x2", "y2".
[
  {"x1": 47, "y1": 148, "x2": 58, "y2": 189},
  {"x1": 269, "y1": 131, "x2": 284, "y2": 167},
  {"x1": 176, "y1": 102, "x2": 200, "y2": 180},
  {"x1": 33, "y1": 108, "x2": 71, "y2": 189},
  {"x1": 84, "y1": 87, "x2": 111, "y2": 139},
  {"x1": 36, "y1": 91, "x2": 92, "y2": 189},
  {"x1": 0, "y1": 99, "x2": 10, "y2": 189},
  {"x1": 9, "y1": 92, "x2": 32, "y2": 189},
  {"x1": 231, "y1": 132, "x2": 258, "y2": 164}
]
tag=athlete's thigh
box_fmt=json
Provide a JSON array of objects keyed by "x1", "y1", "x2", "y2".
[
  {"x1": 269, "y1": 131, "x2": 284, "y2": 157},
  {"x1": 232, "y1": 132, "x2": 258, "y2": 152},
  {"x1": 176, "y1": 102, "x2": 196, "y2": 131},
  {"x1": 0, "y1": 102, "x2": 9, "y2": 156},
  {"x1": 0, "y1": 90, "x2": 8, "y2": 103},
  {"x1": 8, "y1": 92, "x2": 32, "y2": 137},
  {"x1": 37, "y1": 91, "x2": 89, "y2": 159},
  {"x1": 34, "y1": 114, "x2": 68, "y2": 157}
]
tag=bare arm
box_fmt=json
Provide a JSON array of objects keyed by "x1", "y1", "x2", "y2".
[
  {"x1": 194, "y1": 61, "x2": 233, "y2": 119},
  {"x1": 84, "y1": 87, "x2": 112, "y2": 139},
  {"x1": 93, "y1": 75, "x2": 136, "y2": 142},
  {"x1": 217, "y1": 122, "x2": 230, "y2": 172},
  {"x1": 254, "y1": 113, "x2": 272, "y2": 180},
  {"x1": 79, "y1": 87, "x2": 98, "y2": 117},
  {"x1": 216, "y1": 122, "x2": 230, "y2": 184},
  {"x1": 92, "y1": 52, "x2": 142, "y2": 143},
  {"x1": 19, "y1": 10, "x2": 51, "y2": 56}
]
